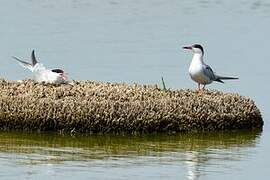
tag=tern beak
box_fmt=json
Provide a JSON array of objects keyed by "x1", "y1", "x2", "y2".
[
  {"x1": 60, "y1": 73, "x2": 68, "y2": 81},
  {"x1": 182, "y1": 46, "x2": 192, "y2": 50}
]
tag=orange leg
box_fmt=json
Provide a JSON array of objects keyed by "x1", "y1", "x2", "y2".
[{"x1": 202, "y1": 85, "x2": 206, "y2": 90}]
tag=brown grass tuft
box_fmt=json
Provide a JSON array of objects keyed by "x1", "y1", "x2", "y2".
[{"x1": 0, "y1": 79, "x2": 263, "y2": 133}]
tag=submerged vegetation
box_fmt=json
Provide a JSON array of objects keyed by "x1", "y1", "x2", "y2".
[{"x1": 0, "y1": 79, "x2": 263, "y2": 133}]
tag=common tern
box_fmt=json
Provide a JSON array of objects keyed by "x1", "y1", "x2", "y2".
[
  {"x1": 183, "y1": 44, "x2": 238, "y2": 90},
  {"x1": 13, "y1": 50, "x2": 68, "y2": 84}
]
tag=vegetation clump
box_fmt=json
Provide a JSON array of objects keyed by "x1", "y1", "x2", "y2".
[{"x1": 0, "y1": 79, "x2": 263, "y2": 133}]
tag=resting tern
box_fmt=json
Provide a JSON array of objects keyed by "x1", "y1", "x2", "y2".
[
  {"x1": 13, "y1": 50, "x2": 68, "y2": 84},
  {"x1": 183, "y1": 44, "x2": 238, "y2": 90}
]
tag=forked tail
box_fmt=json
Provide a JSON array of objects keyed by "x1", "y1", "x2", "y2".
[
  {"x1": 12, "y1": 56, "x2": 34, "y2": 71},
  {"x1": 218, "y1": 76, "x2": 238, "y2": 80},
  {"x1": 215, "y1": 75, "x2": 238, "y2": 83},
  {"x1": 12, "y1": 50, "x2": 38, "y2": 72}
]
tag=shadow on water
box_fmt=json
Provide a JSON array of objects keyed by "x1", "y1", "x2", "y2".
[
  {"x1": 0, "y1": 130, "x2": 262, "y2": 160},
  {"x1": 0, "y1": 129, "x2": 263, "y2": 179}
]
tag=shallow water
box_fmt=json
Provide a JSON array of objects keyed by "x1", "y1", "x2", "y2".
[
  {"x1": 0, "y1": 130, "x2": 265, "y2": 180},
  {"x1": 0, "y1": 0, "x2": 269, "y2": 179}
]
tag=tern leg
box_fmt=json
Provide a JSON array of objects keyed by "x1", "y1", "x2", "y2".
[
  {"x1": 198, "y1": 83, "x2": 201, "y2": 90},
  {"x1": 202, "y1": 85, "x2": 206, "y2": 90}
]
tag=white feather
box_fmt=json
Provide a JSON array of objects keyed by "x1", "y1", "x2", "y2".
[{"x1": 32, "y1": 63, "x2": 68, "y2": 84}]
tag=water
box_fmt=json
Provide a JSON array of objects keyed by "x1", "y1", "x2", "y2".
[
  {"x1": 0, "y1": 0, "x2": 269, "y2": 179},
  {"x1": 0, "y1": 130, "x2": 265, "y2": 180}
]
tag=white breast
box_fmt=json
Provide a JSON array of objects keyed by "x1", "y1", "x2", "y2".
[
  {"x1": 188, "y1": 55, "x2": 212, "y2": 85},
  {"x1": 32, "y1": 63, "x2": 63, "y2": 83}
]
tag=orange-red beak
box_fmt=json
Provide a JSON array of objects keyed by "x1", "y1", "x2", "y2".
[
  {"x1": 183, "y1": 46, "x2": 192, "y2": 50},
  {"x1": 60, "y1": 73, "x2": 68, "y2": 81}
]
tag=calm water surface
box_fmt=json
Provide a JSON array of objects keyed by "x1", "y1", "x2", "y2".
[
  {"x1": 0, "y1": 130, "x2": 266, "y2": 180},
  {"x1": 0, "y1": 0, "x2": 269, "y2": 179}
]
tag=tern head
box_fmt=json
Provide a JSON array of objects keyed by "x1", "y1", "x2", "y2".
[
  {"x1": 183, "y1": 44, "x2": 204, "y2": 56},
  {"x1": 51, "y1": 68, "x2": 68, "y2": 82}
]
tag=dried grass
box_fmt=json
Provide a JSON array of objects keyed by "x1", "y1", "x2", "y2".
[{"x1": 0, "y1": 79, "x2": 263, "y2": 133}]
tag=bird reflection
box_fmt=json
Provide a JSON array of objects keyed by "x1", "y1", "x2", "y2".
[{"x1": 185, "y1": 151, "x2": 202, "y2": 180}]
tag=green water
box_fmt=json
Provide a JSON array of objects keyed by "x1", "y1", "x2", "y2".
[{"x1": 0, "y1": 130, "x2": 263, "y2": 179}]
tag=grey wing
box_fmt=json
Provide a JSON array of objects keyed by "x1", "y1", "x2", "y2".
[
  {"x1": 31, "y1": 50, "x2": 38, "y2": 66},
  {"x1": 203, "y1": 65, "x2": 216, "y2": 80}
]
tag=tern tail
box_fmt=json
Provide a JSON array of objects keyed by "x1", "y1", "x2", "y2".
[
  {"x1": 12, "y1": 50, "x2": 38, "y2": 72},
  {"x1": 217, "y1": 76, "x2": 238, "y2": 80},
  {"x1": 12, "y1": 56, "x2": 34, "y2": 71},
  {"x1": 214, "y1": 75, "x2": 238, "y2": 83}
]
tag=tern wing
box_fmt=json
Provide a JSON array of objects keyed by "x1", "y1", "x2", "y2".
[
  {"x1": 31, "y1": 50, "x2": 38, "y2": 66},
  {"x1": 12, "y1": 56, "x2": 34, "y2": 71},
  {"x1": 204, "y1": 64, "x2": 238, "y2": 83},
  {"x1": 203, "y1": 65, "x2": 218, "y2": 81}
]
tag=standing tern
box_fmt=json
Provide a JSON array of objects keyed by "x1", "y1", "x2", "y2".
[
  {"x1": 183, "y1": 44, "x2": 238, "y2": 90},
  {"x1": 13, "y1": 50, "x2": 68, "y2": 84}
]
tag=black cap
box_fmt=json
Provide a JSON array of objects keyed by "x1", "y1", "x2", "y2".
[
  {"x1": 192, "y1": 44, "x2": 204, "y2": 55},
  {"x1": 51, "y1": 69, "x2": 64, "y2": 74}
]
